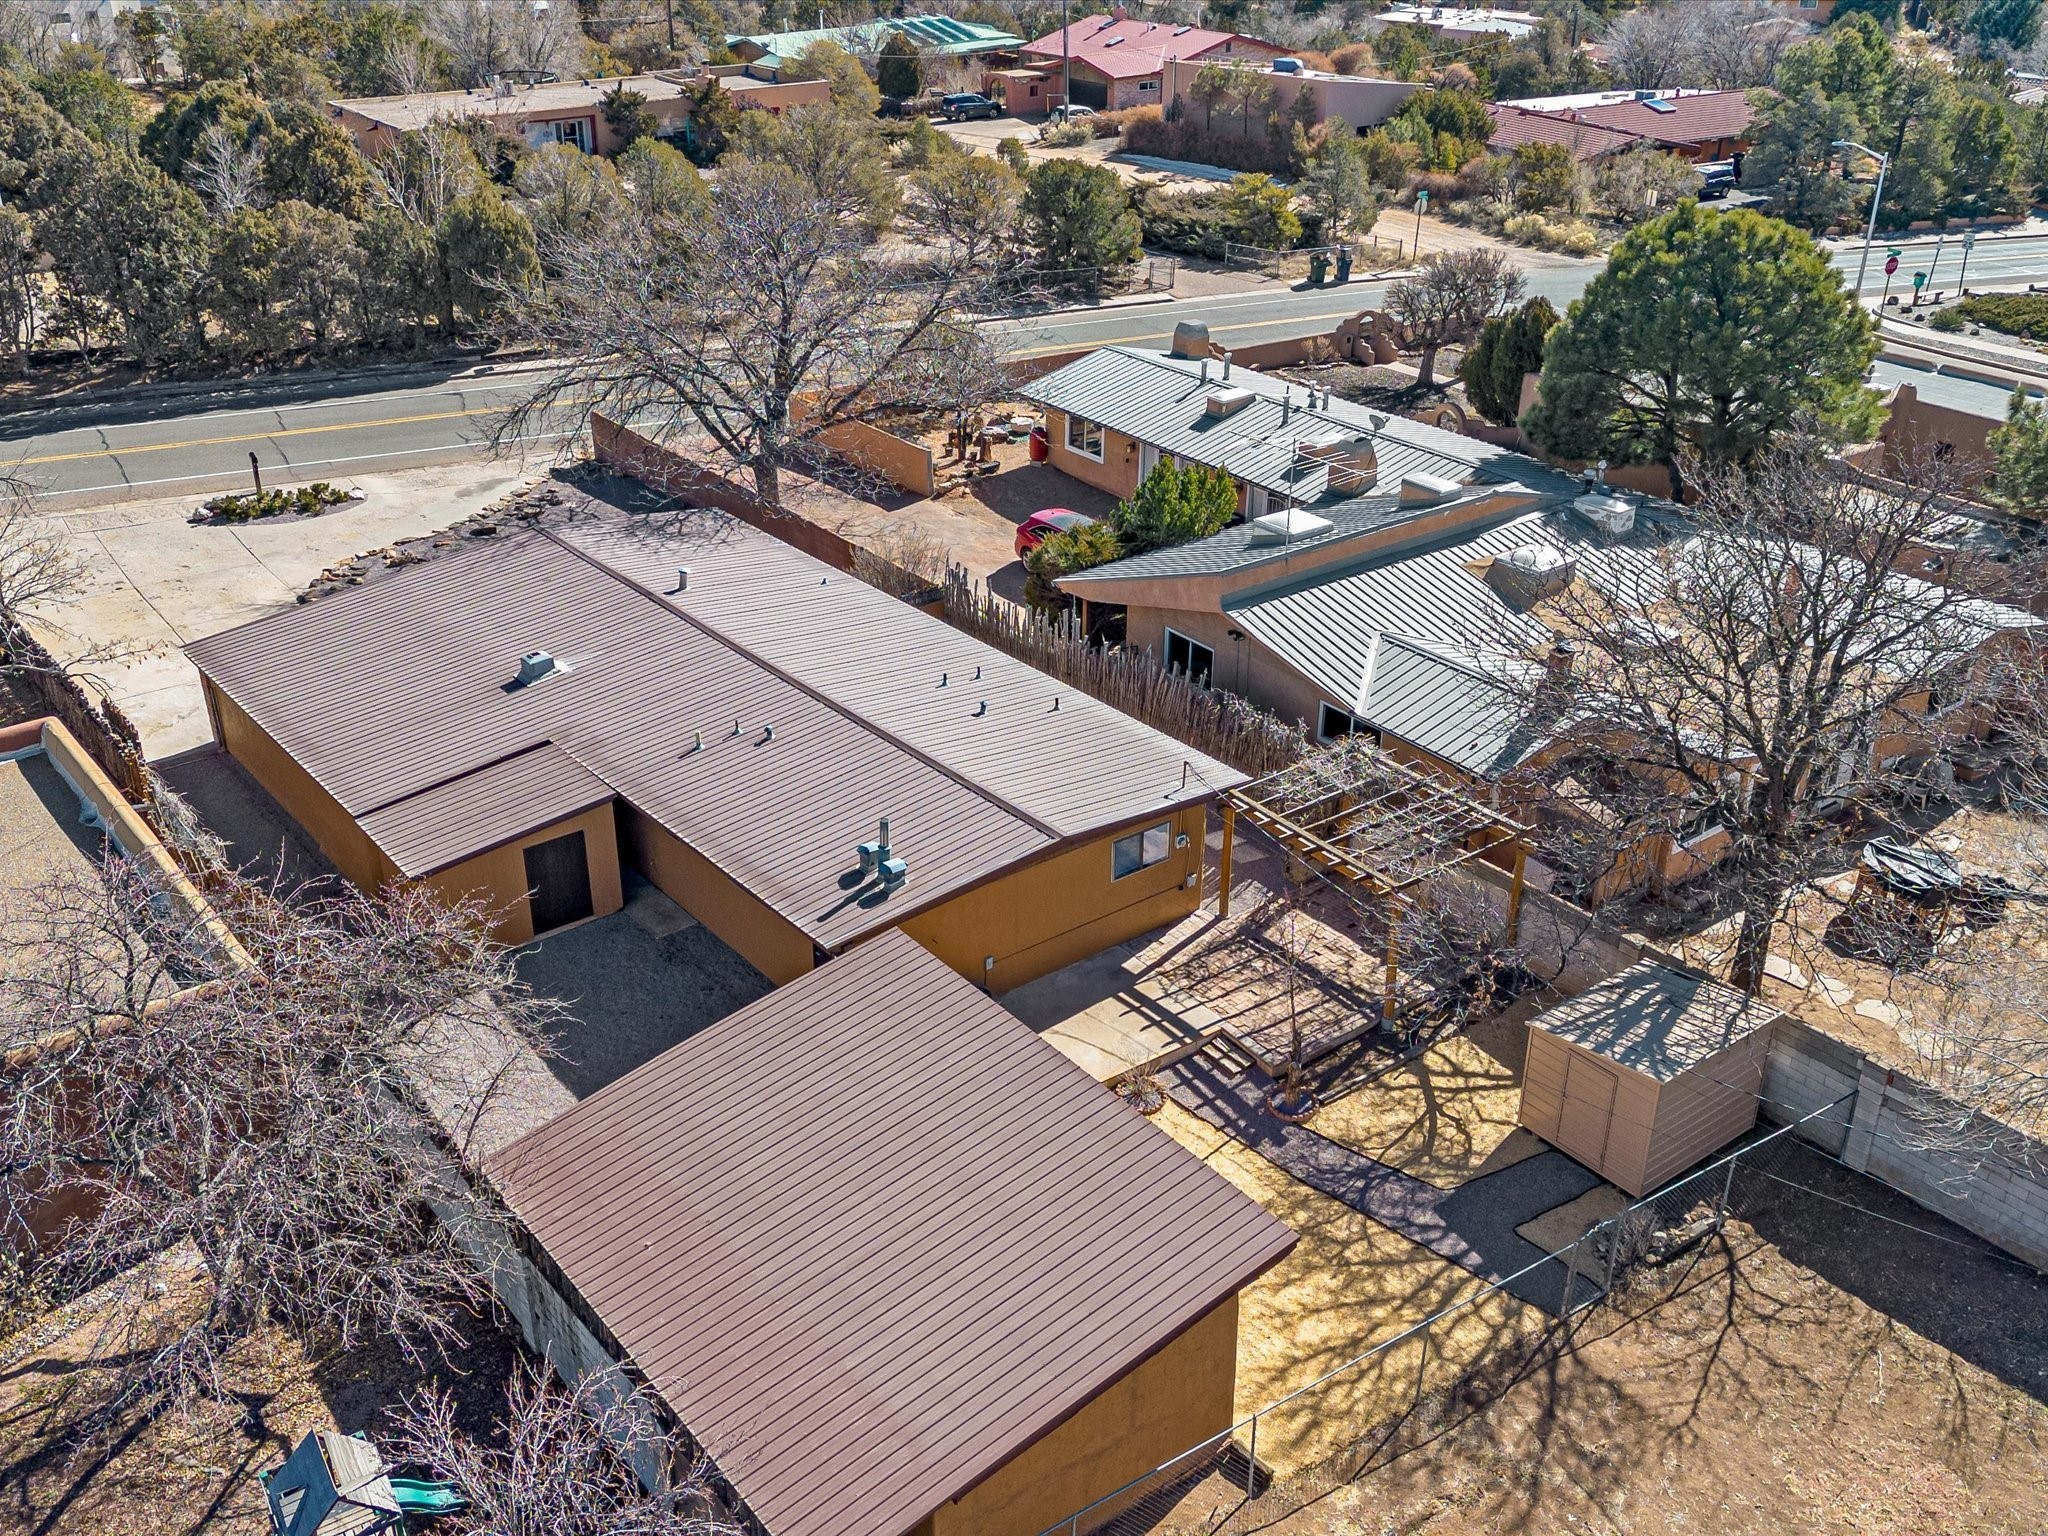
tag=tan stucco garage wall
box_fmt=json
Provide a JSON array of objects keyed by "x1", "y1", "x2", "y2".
[
  {"x1": 896, "y1": 803, "x2": 1208, "y2": 992},
  {"x1": 205, "y1": 677, "x2": 395, "y2": 892},
  {"x1": 920, "y1": 1292, "x2": 1242, "y2": 1536},
  {"x1": 422, "y1": 802, "x2": 626, "y2": 947},
  {"x1": 622, "y1": 805, "x2": 817, "y2": 984}
]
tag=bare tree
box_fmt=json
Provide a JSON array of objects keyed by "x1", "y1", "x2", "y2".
[
  {"x1": 495, "y1": 157, "x2": 1010, "y2": 505},
  {"x1": 1384, "y1": 248, "x2": 1525, "y2": 389},
  {"x1": 188, "y1": 124, "x2": 268, "y2": 217},
  {"x1": 1492, "y1": 437, "x2": 2040, "y2": 993},
  {"x1": 392, "y1": 1363, "x2": 744, "y2": 1536},
  {"x1": 429, "y1": 0, "x2": 582, "y2": 88},
  {"x1": 0, "y1": 859, "x2": 559, "y2": 1418},
  {"x1": 1600, "y1": 5, "x2": 1699, "y2": 92},
  {"x1": 0, "y1": 476, "x2": 130, "y2": 686}
]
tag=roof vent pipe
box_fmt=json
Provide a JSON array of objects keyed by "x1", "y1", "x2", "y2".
[
  {"x1": 1200, "y1": 357, "x2": 1210, "y2": 383},
  {"x1": 674, "y1": 566, "x2": 691, "y2": 592},
  {"x1": 515, "y1": 651, "x2": 558, "y2": 686},
  {"x1": 1282, "y1": 386, "x2": 1292, "y2": 423},
  {"x1": 1222, "y1": 351, "x2": 1232, "y2": 380}
]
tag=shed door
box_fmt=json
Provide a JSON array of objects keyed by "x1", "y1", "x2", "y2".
[
  {"x1": 524, "y1": 830, "x2": 594, "y2": 935},
  {"x1": 1553, "y1": 1051, "x2": 1620, "y2": 1173}
]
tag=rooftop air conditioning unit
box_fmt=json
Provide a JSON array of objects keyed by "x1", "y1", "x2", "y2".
[
  {"x1": 1485, "y1": 542, "x2": 1575, "y2": 607},
  {"x1": 1246, "y1": 508, "x2": 1334, "y2": 546},
  {"x1": 1572, "y1": 492, "x2": 1637, "y2": 537},
  {"x1": 1273, "y1": 57, "x2": 1302, "y2": 73}
]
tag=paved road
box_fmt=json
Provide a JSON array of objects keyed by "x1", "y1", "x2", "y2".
[{"x1": 9, "y1": 228, "x2": 2048, "y2": 505}]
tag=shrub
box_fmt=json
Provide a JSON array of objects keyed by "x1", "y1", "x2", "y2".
[
  {"x1": 1410, "y1": 171, "x2": 1463, "y2": 206},
  {"x1": 1928, "y1": 306, "x2": 1967, "y2": 333},
  {"x1": 1039, "y1": 120, "x2": 1091, "y2": 147},
  {"x1": 1949, "y1": 293, "x2": 2048, "y2": 340},
  {"x1": 996, "y1": 136, "x2": 1030, "y2": 174},
  {"x1": 1090, "y1": 104, "x2": 1155, "y2": 138},
  {"x1": 204, "y1": 481, "x2": 351, "y2": 521},
  {"x1": 1330, "y1": 41, "x2": 1376, "y2": 75},
  {"x1": 1121, "y1": 112, "x2": 1291, "y2": 175},
  {"x1": 1502, "y1": 212, "x2": 1548, "y2": 245}
]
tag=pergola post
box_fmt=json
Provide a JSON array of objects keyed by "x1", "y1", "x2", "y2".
[
  {"x1": 1382, "y1": 920, "x2": 1399, "y2": 1025},
  {"x1": 1219, "y1": 799, "x2": 1237, "y2": 919},
  {"x1": 1506, "y1": 843, "x2": 1528, "y2": 943}
]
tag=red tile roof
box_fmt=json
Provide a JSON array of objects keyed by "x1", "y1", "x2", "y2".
[
  {"x1": 490, "y1": 929, "x2": 1297, "y2": 1536},
  {"x1": 1486, "y1": 104, "x2": 1644, "y2": 162},
  {"x1": 1020, "y1": 14, "x2": 1272, "y2": 79}
]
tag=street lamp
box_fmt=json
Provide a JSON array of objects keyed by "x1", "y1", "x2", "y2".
[{"x1": 1833, "y1": 138, "x2": 1890, "y2": 305}]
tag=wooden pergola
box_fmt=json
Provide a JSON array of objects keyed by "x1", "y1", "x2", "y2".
[{"x1": 1219, "y1": 740, "x2": 1533, "y2": 1020}]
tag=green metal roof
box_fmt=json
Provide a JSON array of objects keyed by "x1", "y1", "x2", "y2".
[{"x1": 728, "y1": 13, "x2": 1022, "y2": 69}]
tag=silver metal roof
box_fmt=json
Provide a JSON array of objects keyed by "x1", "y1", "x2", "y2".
[
  {"x1": 1531, "y1": 961, "x2": 1778, "y2": 1081},
  {"x1": 1018, "y1": 345, "x2": 1532, "y2": 501}
]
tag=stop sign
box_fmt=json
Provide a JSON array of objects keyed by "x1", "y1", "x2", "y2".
[{"x1": 1884, "y1": 254, "x2": 1900, "y2": 276}]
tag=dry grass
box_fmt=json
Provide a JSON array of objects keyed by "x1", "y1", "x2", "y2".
[
  {"x1": 1153, "y1": 1101, "x2": 1535, "y2": 1474},
  {"x1": 1306, "y1": 1030, "x2": 1535, "y2": 1189}
]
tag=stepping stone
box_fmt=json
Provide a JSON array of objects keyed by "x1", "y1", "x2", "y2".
[
  {"x1": 1815, "y1": 974, "x2": 1855, "y2": 1007},
  {"x1": 1764, "y1": 953, "x2": 1809, "y2": 989},
  {"x1": 1855, "y1": 998, "x2": 1901, "y2": 1027}
]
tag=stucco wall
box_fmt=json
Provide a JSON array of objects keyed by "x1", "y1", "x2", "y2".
[
  {"x1": 1043, "y1": 408, "x2": 1144, "y2": 501},
  {"x1": 206, "y1": 677, "x2": 396, "y2": 892},
  {"x1": 622, "y1": 805, "x2": 817, "y2": 984},
  {"x1": 422, "y1": 802, "x2": 626, "y2": 946},
  {"x1": 897, "y1": 803, "x2": 1208, "y2": 992},
  {"x1": 921, "y1": 1292, "x2": 1242, "y2": 1536}
]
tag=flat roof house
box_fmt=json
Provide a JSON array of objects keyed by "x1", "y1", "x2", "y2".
[
  {"x1": 185, "y1": 511, "x2": 1240, "y2": 990},
  {"x1": 726, "y1": 14, "x2": 1024, "y2": 75},
  {"x1": 328, "y1": 71, "x2": 830, "y2": 158},
  {"x1": 489, "y1": 928, "x2": 1296, "y2": 1536},
  {"x1": 1019, "y1": 12, "x2": 1282, "y2": 111},
  {"x1": 1160, "y1": 56, "x2": 1419, "y2": 134}
]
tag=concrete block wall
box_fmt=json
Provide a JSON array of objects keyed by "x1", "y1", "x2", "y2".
[{"x1": 1761, "y1": 1018, "x2": 2048, "y2": 1271}]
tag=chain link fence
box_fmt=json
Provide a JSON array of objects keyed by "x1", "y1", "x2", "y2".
[{"x1": 1036, "y1": 1097, "x2": 1854, "y2": 1536}]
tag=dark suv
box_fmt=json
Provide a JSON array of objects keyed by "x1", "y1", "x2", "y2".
[{"x1": 940, "y1": 92, "x2": 1002, "y2": 121}]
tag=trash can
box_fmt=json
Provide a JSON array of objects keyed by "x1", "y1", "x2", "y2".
[
  {"x1": 1308, "y1": 251, "x2": 1329, "y2": 284},
  {"x1": 1027, "y1": 424, "x2": 1049, "y2": 462},
  {"x1": 1334, "y1": 247, "x2": 1352, "y2": 284}
]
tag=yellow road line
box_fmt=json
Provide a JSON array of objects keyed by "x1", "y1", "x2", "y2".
[
  {"x1": 1007, "y1": 307, "x2": 1372, "y2": 359},
  {"x1": 16, "y1": 402, "x2": 508, "y2": 466}
]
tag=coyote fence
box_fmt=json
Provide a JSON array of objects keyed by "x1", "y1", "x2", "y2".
[{"x1": 939, "y1": 567, "x2": 1306, "y2": 778}]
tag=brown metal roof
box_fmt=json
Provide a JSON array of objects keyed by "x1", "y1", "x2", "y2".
[
  {"x1": 356, "y1": 741, "x2": 613, "y2": 878},
  {"x1": 185, "y1": 514, "x2": 1242, "y2": 950},
  {"x1": 489, "y1": 930, "x2": 1295, "y2": 1536},
  {"x1": 1531, "y1": 961, "x2": 1779, "y2": 1082}
]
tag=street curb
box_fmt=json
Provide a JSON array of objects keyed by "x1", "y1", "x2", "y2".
[{"x1": 983, "y1": 290, "x2": 1180, "y2": 324}]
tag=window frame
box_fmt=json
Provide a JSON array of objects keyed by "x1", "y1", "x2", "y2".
[
  {"x1": 1065, "y1": 414, "x2": 1105, "y2": 461},
  {"x1": 1164, "y1": 626, "x2": 1215, "y2": 687},
  {"x1": 1317, "y1": 703, "x2": 1382, "y2": 746},
  {"x1": 1112, "y1": 820, "x2": 1175, "y2": 880}
]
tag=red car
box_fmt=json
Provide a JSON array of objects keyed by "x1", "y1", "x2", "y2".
[{"x1": 1014, "y1": 509, "x2": 1096, "y2": 560}]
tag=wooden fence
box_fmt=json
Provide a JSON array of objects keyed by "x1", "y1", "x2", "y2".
[{"x1": 940, "y1": 565, "x2": 1308, "y2": 777}]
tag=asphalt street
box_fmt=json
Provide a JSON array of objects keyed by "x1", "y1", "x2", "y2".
[{"x1": 10, "y1": 227, "x2": 2048, "y2": 506}]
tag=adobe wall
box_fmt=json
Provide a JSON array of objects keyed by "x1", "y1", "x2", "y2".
[{"x1": 422, "y1": 801, "x2": 626, "y2": 946}]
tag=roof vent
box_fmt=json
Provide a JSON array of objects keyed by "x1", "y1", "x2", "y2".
[
  {"x1": 1572, "y1": 492, "x2": 1637, "y2": 537},
  {"x1": 515, "y1": 650, "x2": 560, "y2": 686},
  {"x1": 1298, "y1": 433, "x2": 1379, "y2": 493},
  {"x1": 1484, "y1": 542, "x2": 1576, "y2": 608},
  {"x1": 1205, "y1": 387, "x2": 1255, "y2": 417},
  {"x1": 1170, "y1": 320, "x2": 1212, "y2": 359},
  {"x1": 1399, "y1": 472, "x2": 1463, "y2": 506},
  {"x1": 1246, "y1": 508, "x2": 1334, "y2": 546}
]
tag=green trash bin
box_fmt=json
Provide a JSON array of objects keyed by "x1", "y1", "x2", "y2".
[{"x1": 1307, "y1": 251, "x2": 1330, "y2": 284}]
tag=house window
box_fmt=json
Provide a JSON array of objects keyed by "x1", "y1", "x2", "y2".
[
  {"x1": 1112, "y1": 820, "x2": 1174, "y2": 879},
  {"x1": 1065, "y1": 414, "x2": 1104, "y2": 461},
  {"x1": 1318, "y1": 704, "x2": 1380, "y2": 744},
  {"x1": 1139, "y1": 78, "x2": 1159, "y2": 92},
  {"x1": 1164, "y1": 627, "x2": 1214, "y2": 686}
]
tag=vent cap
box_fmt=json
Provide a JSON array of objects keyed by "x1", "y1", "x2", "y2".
[
  {"x1": 1246, "y1": 508, "x2": 1334, "y2": 546},
  {"x1": 1204, "y1": 387, "x2": 1255, "y2": 417},
  {"x1": 516, "y1": 651, "x2": 561, "y2": 686},
  {"x1": 1399, "y1": 472, "x2": 1463, "y2": 505},
  {"x1": 1572, "y1": 492, "x2": 1637, "y2": 537}
]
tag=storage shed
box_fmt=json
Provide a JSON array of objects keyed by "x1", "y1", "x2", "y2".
[{"x1": 1518, "y1": 961, "x2": 1779, "y2": 1196}]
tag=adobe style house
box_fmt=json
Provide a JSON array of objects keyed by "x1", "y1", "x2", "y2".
[
  {"x1": 1487, "y1": 88, "x2": 1757, "y2": 166},
  {"x1": 1019, "y1": 11, "x2": 1282, "y2": 111},
  {"x1": 725, "y1": 14, "x2": 1023, "y2": 77},
  {"x1": 1159, "y1": 56, "x2": 1419, "y2": 134},
  {"x1": 487, "y1": 930, "x2": 1296, "y2": 1536},
  {"x1": 184, "y1": 511, "x2": 1240, "y2": 991},
  {"x1": 328, "y1": 70, "x2": 829, "y2": 157},
  {"x1": 1031, "y1": 346, "x2": 2040, "y2": 904}
]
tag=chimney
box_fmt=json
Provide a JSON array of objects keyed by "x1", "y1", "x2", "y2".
[
  {"x1": 1544, "y1": 638, "x2": 1577, "y2": 681},
  {"x1": 1170, "y1": 320, "x2": 1212, "y2": 359}
]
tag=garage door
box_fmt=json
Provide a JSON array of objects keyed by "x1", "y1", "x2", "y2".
[
  {"x1": 1553, "y1": 1052, "x2": 1620, "y2": 1172},
  {"x1": 1068, "y1": 73, "x2": 1108, "y2": 108}
]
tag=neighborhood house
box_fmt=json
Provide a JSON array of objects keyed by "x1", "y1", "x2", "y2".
[
  {"x1": 183, "y1": 511, "x2": 1240, "y2": 991},
  {"x1": 1019, "y1": 11, "x2": 1283, "y2": 110}
]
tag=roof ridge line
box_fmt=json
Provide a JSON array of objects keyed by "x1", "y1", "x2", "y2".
[{"x1": 539, "y1": 525, "x2": 1065, "y2": 841}]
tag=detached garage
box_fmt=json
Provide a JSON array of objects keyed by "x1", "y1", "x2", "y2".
[{"x1": 1519, "y1": 961, "x2": 1779, "y2": 1197}]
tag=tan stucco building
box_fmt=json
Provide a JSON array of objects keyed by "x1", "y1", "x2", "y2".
[{"x1": 186, "y1": 510, "x2": 1239, "y2": 992}]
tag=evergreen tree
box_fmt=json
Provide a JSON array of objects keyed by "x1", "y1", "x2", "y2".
[
  {"x1": 876, "y1": 30, "x2": 921, "y2": 100},
  {"x1": 1989, "y1": 385, "x2": 2048, "y2": 520},
  {"x1": 1461, "y1": 296, "x2": 1557, "y2": 426}
]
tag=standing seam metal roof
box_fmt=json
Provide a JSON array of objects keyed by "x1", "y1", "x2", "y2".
[
  {"x1": 1018, "y1": 346, "x2": 1522, "y2": 503},
  {"x1": 184, "y1": 514, "x2": 1240, "y2": 948},
  {"x1": 489, "y1": 930, "x2": 1297, "y2": 1536}
]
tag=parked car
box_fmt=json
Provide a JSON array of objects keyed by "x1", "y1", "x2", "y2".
[
  {"x1": 1697, "y1": 160, "x2": 1738, "y2": 200},
  {"x1": 1014, "y1": 509, "x2": 1097, "y2": 560},
  {"x1": 940, "y1": 92, "x2": 1002, "y2": 121},
  {"x1": 1038, "y1": 103, "x2": 1097, "y2": 139}
]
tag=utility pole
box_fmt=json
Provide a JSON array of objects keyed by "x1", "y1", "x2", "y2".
[
  {"x1": 664, "y1": 0, "x2": 675, "y2": 53},
  {"x1": 1061, "y1": 0, "x2": 1071, "y2": 121}
]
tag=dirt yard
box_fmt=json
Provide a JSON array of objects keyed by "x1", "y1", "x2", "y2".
[
  {"x1": 0, "y1": 1260, "x2": 521, "y2": 1536},
  {"x1": 1159, "y1": 1141, "x2": 2048, "y2": 1536},
  {"x1": 1153, "y1": 1099, "x2": 1535, "y2": 1475}
]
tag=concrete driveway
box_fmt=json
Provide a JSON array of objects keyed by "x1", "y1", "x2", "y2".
[{"x1": 29, "y1": 460, "x2": 529, "y2": 758}]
